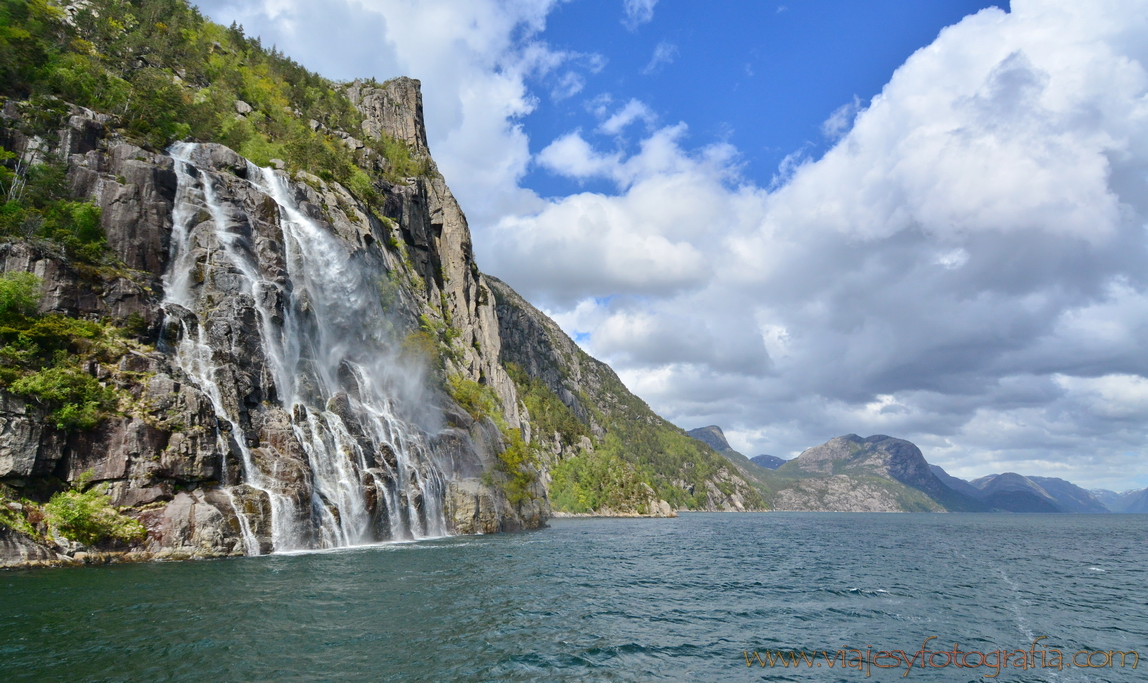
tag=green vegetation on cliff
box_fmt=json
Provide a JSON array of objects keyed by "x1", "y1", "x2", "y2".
[
  {"x1": 549, "y1": 445, "x2": 657, "y2": 514},
  {"x1": 43, "y1": 474, "x2": 145, "y2": 544},
  {"x1": 506, "y1": 362, "x2": 588, "y2": 448},
  {"x1": 0, "y1": 272, "x2": 126, "y2": 430},
  {"x1": 497, "y1": 318, "x2": 764, "y2": 512},
  {"x1": 1, "y1": 0, "x2": 426, "y2": 197},
  {"x1": 1, "y1": 149, "x2": 108, "y2": 262},
  {"x1": 446, "y1": 374, "x2": 541, "y2": 506},
  {"x1": 1, "y1": 476, "x2": 144, "y2": 546}
]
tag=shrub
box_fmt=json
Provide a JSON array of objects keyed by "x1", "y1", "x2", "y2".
[
  {"x1": 0, "y1": 272, "x2": 41, "y2": 319},
  {"x1": 0, "y1": 152, "x2": 108, "y2": 263},
  {"x1": 0, "y1": 485, "x2": 38, "y2": 538},
  {"x1": 505, "y1": 361, "x2": 589, "y2": 447},
  {"x1": 495, "y1": 427, "x2": 539, "y2": 505},
  {"x1": 10, "y1": 362, "x2": 120, "y2": 430},
  {"x1": 447, "y1": 375, "x2": 500, "y2": 422},
  {"x1": 366, "y1": 133, "x2": 430, "y2": 183},
  {"x1": 44, "y1": 481, "x2": 145, "y2": 545}
]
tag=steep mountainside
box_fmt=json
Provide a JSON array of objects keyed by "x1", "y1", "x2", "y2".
[
  {"x1": 0, "y1": 0, "x2": 764, "y2": 565},
  {"x1": 928, "y1": 464, "x2": 983, "y2": 499},
  {"x1": 1027, "y1": 477, "x2": 1109, "y2": 513},
  {"x1": 1117, "y1": 488, "x2": 1148, "y2": 513},
  {"x1": 491, "y1": 280, "x2": 763, "y2": 514},
  {"x1": 686, "y1": 424, "x2": 781, "y2": 483}
]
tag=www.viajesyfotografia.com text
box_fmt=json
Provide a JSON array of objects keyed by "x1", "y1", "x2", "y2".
[{"x1": 744, "y1": 637, "x2": 1138, "y2": 678}]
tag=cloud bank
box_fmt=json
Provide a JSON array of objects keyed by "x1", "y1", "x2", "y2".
[{"x1": 485, "y1": 0, "x2": 1148, "y2": 488}]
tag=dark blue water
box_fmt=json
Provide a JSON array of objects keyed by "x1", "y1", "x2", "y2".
[{"x1": 0, "y1": 513, "x2": 1144, "y2": 681}]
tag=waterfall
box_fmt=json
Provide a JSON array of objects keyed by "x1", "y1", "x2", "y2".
[{"x1": 162, "y1": 143, "x2": 449, "y2": 554}]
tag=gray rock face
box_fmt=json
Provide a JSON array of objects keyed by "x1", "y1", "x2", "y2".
[
  {"x1": 772, "y1": 475, "x2": 913, "y2": 513},
  {"x1": 687, "y1": 425, "x2": 732, "y2": 452},
  {"x1": 345, "y1": 78, "x2": 430, "y2": 154},
  {"x1": 784, "y1": 434, "x2": 956, "y2": 501},
  {"x1": 0, "y1": 527, "x2": 59, "y2": 567}
]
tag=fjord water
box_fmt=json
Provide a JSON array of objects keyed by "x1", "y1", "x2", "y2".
[{"x1": 1, "y1": 514, "x2": 1144, "y2": 682}]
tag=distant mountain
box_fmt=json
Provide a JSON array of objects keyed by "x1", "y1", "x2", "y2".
[
  {"x1": 1094, "y1": 488, "x2": 1148, "y2": 513},
  {"x1": 688, "y1": 427, "x2": 1127, "y2": 515},
  {"x1": 1092, "y1": 489, "x2": 1123, "y2": 508},
  {"x1": 751, "y1": 454, "x2": 788, "y2": 470},
  {"x1": 963, "y1": 473, "x2": 1109, "y2": 513},
  {"x1": 1122, "y1": 488, "x2": 1148, "y2": 513},
  {"x1": 929, "y1": 465, "x2": 983, "y2": 498},
  {"x1": 971, "y1": 473, "x2": 1064, "y2": 512},
  {"x1": 771, "y1": 435, "x2": 983, "y2": 512},
  {"x1": 1028, "y1": 477, "x2": 1109, "y2": 513}
]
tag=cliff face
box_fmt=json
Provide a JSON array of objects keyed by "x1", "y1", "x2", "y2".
[{"x1": 0, "y1": 79, "x2": 544, "y2": 565}]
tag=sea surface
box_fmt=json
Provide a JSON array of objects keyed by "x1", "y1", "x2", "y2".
[{"x1": 0, "y1": 513, "x2": 1144, "y2": 682}]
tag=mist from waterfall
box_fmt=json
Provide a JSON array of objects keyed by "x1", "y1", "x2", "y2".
[{"x1": 162, "y1": 143, "x2": 448, "y2": 554}]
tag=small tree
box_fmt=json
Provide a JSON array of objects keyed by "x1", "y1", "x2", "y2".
[{"x1": 0, "y1": 271, "x2": 41, "y2": 319}]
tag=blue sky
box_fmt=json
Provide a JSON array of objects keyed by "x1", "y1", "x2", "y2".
[
  {"x1": 521, "y1": 0, "x2": 999, "y2": 198},
  {"x1": 195, "y1": 0, "x2": 1148, "y2": 489}
]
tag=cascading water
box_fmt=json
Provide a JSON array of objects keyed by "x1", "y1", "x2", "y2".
[{"x1": 162, "y1": 142, "x2": 448, "y2": 554}]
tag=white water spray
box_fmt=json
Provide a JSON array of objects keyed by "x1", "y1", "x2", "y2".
[{"x1": 162, "y1": 143, "x2": 448, "y2": 554}]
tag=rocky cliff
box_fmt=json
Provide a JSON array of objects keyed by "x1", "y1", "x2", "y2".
[{"x1": 0, "y1": 77, "x2": 546, "y2": 565}]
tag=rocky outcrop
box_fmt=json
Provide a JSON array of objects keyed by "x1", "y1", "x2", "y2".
[
  {"x1": 345, "y1": 79, "x2": 430, "y2": 155},
  {"x1": 0, "y1": 527, "x2": 59, "y2": 567},
  {"x1": 687, "y1": 425, "x2": 784, "y2": 488},
  {"x1": 771, "y1": 475, "x2": 933, "y2": 513}
]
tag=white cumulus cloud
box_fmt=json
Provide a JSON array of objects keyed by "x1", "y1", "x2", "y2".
[
  {"x1": 488, "y1": 0, "x2": 1148, "y2": 489},
  {"x1": 622, "y1": 0, "x2": 658, "y2": 30}
]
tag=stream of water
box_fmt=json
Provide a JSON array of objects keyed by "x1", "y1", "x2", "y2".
[{"x1": 162, "y1": 144, "x2": 447, "y2": 553}]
